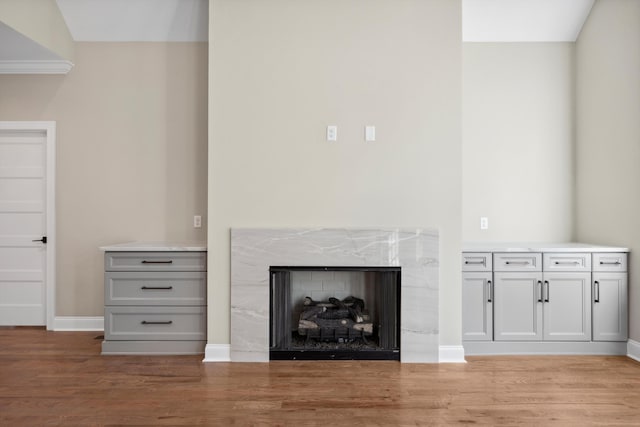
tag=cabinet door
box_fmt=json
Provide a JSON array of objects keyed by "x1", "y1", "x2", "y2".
[
  {"x1": 593, "y1": 272, "x2": 628, "y2": 341},
  {"x1": 462, "y1": 272, "x2": 492, "y2": 341},
  {"x1": 494, "y1": 272, "x2": 542, "y2": 341},
  {"x1": 542, "y1": 272, "x2": 591, "y2": 341}
]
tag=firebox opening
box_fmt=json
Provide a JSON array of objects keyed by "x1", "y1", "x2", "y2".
[{"x1": 269, "y1": 266, "x2": 401, "y2": 361}]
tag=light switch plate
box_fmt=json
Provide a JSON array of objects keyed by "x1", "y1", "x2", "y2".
[
  {"x1": 327, "y1": 125, "x2": 337, "y2": 141},
  {"x1": 365, "y1": 126, "x2": 375, "y2": 141}
]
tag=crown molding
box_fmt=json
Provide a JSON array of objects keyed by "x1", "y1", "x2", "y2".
[{"x1": 0, "y1": 60, "x2": 74, "y2": 74}]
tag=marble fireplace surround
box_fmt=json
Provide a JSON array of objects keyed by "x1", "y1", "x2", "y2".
[{"x1": 230, "y1": 228, "x2": 439, "y2": 363}]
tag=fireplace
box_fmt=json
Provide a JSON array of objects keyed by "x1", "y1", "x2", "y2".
[
  {"x1": 230, "y1": 228, "x2": 439, "y2": 363},
  {"x1": 269, "y1": 266, "x2": 401, "y2": 360}
]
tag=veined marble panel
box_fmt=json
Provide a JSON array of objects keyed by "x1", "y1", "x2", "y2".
[{"x1": 230, "y1": 228, "x2": 439, "y2": 363}]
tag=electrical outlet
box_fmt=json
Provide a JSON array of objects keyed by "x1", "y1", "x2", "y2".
[
  {"x1": 480, "y1": 217, "x2": 488, "y2": 230},
  {"x1": 193, "y1": 215, "x2": 202, "y2": 228}
]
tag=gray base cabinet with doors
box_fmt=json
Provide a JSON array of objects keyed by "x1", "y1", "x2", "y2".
[
  {"x1": 462, "y1": 244, "x2": 628, "y2": 355},
  {"x1": 101, "y1": 243, "x2": 207, "y2": 355}
]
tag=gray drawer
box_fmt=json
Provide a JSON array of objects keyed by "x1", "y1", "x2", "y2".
[
  {"x1": 104, "y1": 306, "x2": 206, "y2": 341},
  {"x1": 105, "y1": 272, "x2": 206, "y2": 306},
  {"x1": 493, "y1": 253, "x2": 542, "y2": 272},
  {"x1": 462, "y1": 252, "x2": 492, "y2": 272},
  {"x1": 543, "y1": 253, "x2": 591, "y2": 272},
  {"x1": 105, "y1": 251, "x2": 206, "y2": 272},
  {"x1": 593, "y1": 253, "x2": 627, "y2": 272}
]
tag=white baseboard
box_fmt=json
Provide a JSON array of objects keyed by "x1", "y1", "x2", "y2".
[
  {"x1": 53, "y1": 316, "x2": 104, "y2": 331},
  {"x1": 439, "y1": 345, "x2": 466, "y2": 363},
  {"x1": 627, "y1": 339, "x2": 640, "y2": 362},
  {"x1": 203, "y1": 344, "x2": 231, "y2": 362}
]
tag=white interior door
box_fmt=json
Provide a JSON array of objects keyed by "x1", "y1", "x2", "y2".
[{"x1": 0, "y1": 122, "x2": 55, "y2": 327}]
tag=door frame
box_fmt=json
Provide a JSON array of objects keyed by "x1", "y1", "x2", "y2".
[{"x1": 0, "y1": 121, "x2": 56, "y2": 330}]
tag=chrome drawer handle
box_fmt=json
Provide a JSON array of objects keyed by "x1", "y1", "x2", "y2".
[
  {"x1": 141, "y1": 286, "x2": 173, "y2": 290},
  {"x1": 594, "y1": 281, "x2": 600, "y2": 303},
  {"x1": 505, "y1": 261, "x2": 529, "y2": 265},
  {"x1": 599, "y1": 261, "x2": 621, "y2": 265},
  {"x1": 141, "y1": 260, "x2": 173, "y2": 264},
  {"x1": 141, "y1": 320, "x2": 173, "y2": 325},
  {"x1": 554, "y1": 261, "x2": 580, "y2": 265},
  {"x1": 464, "y1": 260, "x2": 485, "y2": 265}
]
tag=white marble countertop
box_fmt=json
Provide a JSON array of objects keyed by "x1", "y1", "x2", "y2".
[
  {"x1": 100, "y1": 241, "x2": 207, "y2": 252},
  {"x1": 463, "y1": 242, "x2": 629, "y2": 253}
]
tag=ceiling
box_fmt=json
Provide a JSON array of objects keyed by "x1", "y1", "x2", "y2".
[
  {"x1": 52, "y1": 0, "x2": 594, "y2": 43},
  {"x1": 463, "y1": 0, "x2": 595, "y2": 42},
  {"x1": 0, "y1": 0, "x2": 595, "y2": 73},
  {"x1": 0, "y1": 22, "x2": 62, "y2": 60},
  {"x1": 55, "y1": 0, "x2": 208, "y2": 42}
]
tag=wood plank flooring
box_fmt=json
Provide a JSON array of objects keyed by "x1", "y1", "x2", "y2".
[{"x1": 1, "y1": 328, "x2": 640, "y2": 426}]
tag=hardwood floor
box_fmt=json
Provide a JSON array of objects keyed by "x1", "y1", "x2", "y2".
[{"x1": 1, "y1": 328, "x2": 639, "y2": 426}]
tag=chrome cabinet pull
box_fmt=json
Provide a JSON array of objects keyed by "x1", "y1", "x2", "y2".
[
  {"x1": 487, "y1": 280, "x2": 493, "y2": 303},
  {"x1": 141, "y1": 286, "x2": 173, "y2": 290},
  {"x1": 594, "y1": 281, "x2": 600, "y2": 303},
  {"x1": 599, "y1": 261, "x2": 621, "y2": 265},
  {"x1": 141, "y1": 260, "x2": 173, "y2": 264},
  {"x1": 537, "y1": 281, "x2": 543, "y2": 302},
  {"x1": 505, "y1": 261, "x2": 530, "y2": 265},
  {"x1": 464, "y1": 260, "x2": 485, "y2": 265},
  {"x1": 141, "y1": 320, "x2": 173, "y2": 325},
  {"x1": 554, "y1": 261, "x2": 580, "y2": 265},
  {"x1": 544, "y1": 280, "x2": 550, "y2": 302}
]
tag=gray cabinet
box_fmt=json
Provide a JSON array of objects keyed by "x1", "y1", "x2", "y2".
[
  {"x1": 102, "y1": 251, "x2": 207, "y2": 355},
  {"x1": 463, "y1": 248, "x2": 628, "y2": 355},
  {"x1": 493, "y1": 272, "x2": 542, "y2": 341},
  {"x1": 493, "y1": 271, "x2": 591, "y2": 342},
  {"x1": 493, "y1": 253, "x2": 591, "y2": 342},
  {"x1": 592, "y1": 253, "x2": 628, "y2": 342},
  {"x1": 543, "y1": 272, "x2": 591, "y2": 341},
  {"x1": 462, "y1": 253, "x2": 493, "y2": 341},
  {"x1": 462, "y1": 272, "x2": 493, "y2": 341}
]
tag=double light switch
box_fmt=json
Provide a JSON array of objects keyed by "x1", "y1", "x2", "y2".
[{"x1": 326, "y1": 125, "x2": 376, "y2": 142}]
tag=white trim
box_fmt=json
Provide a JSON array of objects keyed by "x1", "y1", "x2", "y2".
[
  {"x1": 439, "y1": 345, "x2": 467, "y2": 363},
  {"x1": 203, "y1": 344, "x2": 231, "y2": 362},
  {"x1": 0, "y1": 60, "x2": 74, "y2": 74},
  {"x1": 45, "y1": 123, "x2": 56, "y2": 330},
  {"x1": 0, "y1": 121, "x2": 56, "y2": 330},
  {"x1": 53, "y1": 316, "x2": 104, "y2": 331},
  {"x1": 627, "y1": 340, "x2": 640, "y2": 362}
]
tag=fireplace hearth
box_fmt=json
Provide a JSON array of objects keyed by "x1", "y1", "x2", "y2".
[{"x1": 270, "y1": 266, "x2": 400, "y2": 360}]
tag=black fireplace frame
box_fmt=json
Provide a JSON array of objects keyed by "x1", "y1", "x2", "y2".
[{"x1": 269, "y1": 266, "x2": 401, "y2": 361}]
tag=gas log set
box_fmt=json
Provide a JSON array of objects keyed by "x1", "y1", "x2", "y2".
[
  {"x1": 269, "y1": 266, "x2": 400, "y2": 360},
  {"x1": 298, "y1": 296, "x2": 374, "y2": 343}
]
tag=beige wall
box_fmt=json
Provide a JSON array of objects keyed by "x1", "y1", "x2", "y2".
[
  {"x1": 0, "y1": 42, "x2": 208, "y2": 315},
  {"x1": 575, "y1": 0, "x2": 640, "y2": 341},
  {"x1": 463, "y1": 43, "x2": 575, "y2": 242},
  {"x1": 208, "y1": 0, "x2": 462, "y2": 346},
  {"x1": 0, "y1": 0, "x2": 74, "y2": 60}
]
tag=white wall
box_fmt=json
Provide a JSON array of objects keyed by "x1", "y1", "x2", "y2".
[
  {"x1": 0, "y1": 42, "x2": 208, "y2": 316},
  {"x1": 575, "y1": 0, "x2": 640, "y2": 341},
  {"x1": 209, "y1": 0, "x2": 462, "y2": 347},
  {"x1": 463, "y1": 43, "x2": 575, "y2": 242}
]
